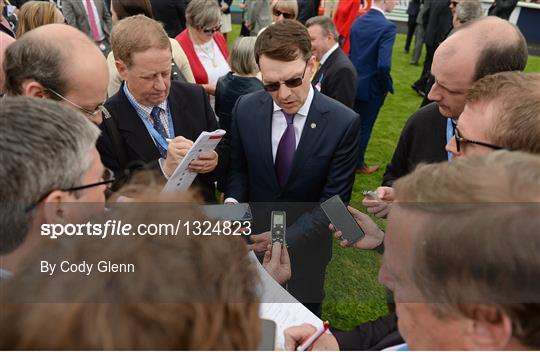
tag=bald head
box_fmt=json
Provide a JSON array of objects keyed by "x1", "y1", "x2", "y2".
[{"x1": 3, "y1": 24, "x2": 109, "y2": 124}]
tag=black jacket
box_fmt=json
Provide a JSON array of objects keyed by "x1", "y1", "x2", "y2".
[
  {"x1": 382, "y1": 102, "x2": 448, "y2": 186},
  {"x1": 150, "y1": 0, "x2": 186, "y2": 38},
  {"x1": 488, "y1": 0, "x2": 518, "y2": 20},
  {"x1": 97, "y1": 81, "x2": 229, "y2": 202},
  {"x1": 311, "y1": 47, "x2": 357, "y2": 109}
]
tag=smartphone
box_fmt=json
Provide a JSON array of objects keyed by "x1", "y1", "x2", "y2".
[
  {"x1": 362, "y1": 190, "x2": 382, "y2": 202},
  {"x1": 258, "y1": 319, "x2": 276, "y2": 351},
  {"x1": 320, "y1": 195, "x2": 365, "y2": 244},
  {"x1": 271, "y1": 211, "x2": 286, "y2": 246}
]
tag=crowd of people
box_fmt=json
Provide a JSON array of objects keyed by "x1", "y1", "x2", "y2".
[{"x1": 0, "y1": 0, "x2": 539, "y2": 350}]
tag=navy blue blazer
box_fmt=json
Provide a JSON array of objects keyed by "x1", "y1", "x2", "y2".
[
  {"x1": 226, "y1": 88, "x2": 360, "y2": 302},
  {"x1": 349, "y1": 9, "x2": 396, "y2": 102}
]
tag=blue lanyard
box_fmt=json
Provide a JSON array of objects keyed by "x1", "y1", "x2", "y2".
[
  {"x1": 123, "y1": 84, "x2": 175, "y2": 152},
  {"x1": 446, "y1": 118, "x2": 455, "y2": 161}
]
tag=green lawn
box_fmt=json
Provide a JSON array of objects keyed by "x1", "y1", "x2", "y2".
[{"x1": 227, "y1": 25, "x2": 540, "y2": 330}]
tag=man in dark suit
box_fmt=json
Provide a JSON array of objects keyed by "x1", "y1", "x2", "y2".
[
  {"x1": 306, "y1": 15, "x2": 357, "y2": 109},
  {"x1": 405, "y1": 0, "x2": 420, "y2": 52},
  {"x1": 226, "y1": 20, "x2": 360, "y2": 314},
  {"x1": 97, "y1": 15, "x2": 226, "y2": 202},
  {"x1": 62, "y1": 0, "x2": 112, "y2": 55},
  {"x1": 349, "y1": 0, "x2": 398, "y2": 174},
  {"x1": 488, "y1": 0, "x2": 518, "y2": 20},
  {"x1": 150, "y1": 0, "x2": 186, "y2": 38}
]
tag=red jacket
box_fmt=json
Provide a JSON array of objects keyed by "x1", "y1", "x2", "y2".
[{"x1": 176, "y1": 29, "x2": 229, "y2": 84}]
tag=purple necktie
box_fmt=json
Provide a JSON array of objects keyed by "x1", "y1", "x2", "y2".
[{"x1": 275, "y1": 111, "x2": 296, "y2": 187}]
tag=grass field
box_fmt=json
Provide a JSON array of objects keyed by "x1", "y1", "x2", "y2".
[{"x1": 227, "y1": 25, "x2": 540, "y2": 331}]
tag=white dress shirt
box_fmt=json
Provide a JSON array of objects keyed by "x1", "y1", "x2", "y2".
[{"x1": 319, "y1": 43, "x2": 339, "y2": 66}]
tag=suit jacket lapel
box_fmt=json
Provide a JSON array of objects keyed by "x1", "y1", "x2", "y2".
[
  {"x1": 259, "y1": 93, "x2": 280, "y2": 190},
  {"x1": 284, "y1": 90, "x2": 328, "y2": 188},
  {"x1": 116, "y1": 87, "x2": 162, "y2": 162}
]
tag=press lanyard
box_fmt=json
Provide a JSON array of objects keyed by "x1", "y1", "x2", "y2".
[
  {"x1": 446, "y1": 118, "x2": 455, "y2": 161},
  {"x1": 123, "y1": 84, "x2": 175, "y2": 152}
]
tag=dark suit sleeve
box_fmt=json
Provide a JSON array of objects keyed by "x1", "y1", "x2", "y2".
[
  {"x1": 333, "y1": 313, "x2": 401, "y2": 351},
  {"x1": 285, "y1": 112, "x2": 361, "y2": 249},
  {"x1": 381, "y1": 116, "x2": 413, "y2": 187},
  {"x1": 326, "y1": 66, "x2": 357, "y2": 109},
  {"x1": 225, "y1": 96, "x2": 249, "y2": 201},
  {"x1": 376, "y1": 23, "x2": 396, "y2": 95}
]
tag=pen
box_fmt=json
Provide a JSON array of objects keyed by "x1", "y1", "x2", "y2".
[{"x1": 296, "y1": 321, "x2": 330, "y2": 351}]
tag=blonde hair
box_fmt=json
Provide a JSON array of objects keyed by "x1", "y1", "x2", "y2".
[
  {"x1": 0, "y1": 191, "x2": 261, "y2": 349},
  {"x1": 465, "y1": 71, "x2": 540, "y2": 154},
  {"x1": 15, "y1": 1, "x2": 62, "y2": 38},
  {"x1": 186, "y1": 0, "x2": 221, "y2": 29},
  {"x1": 273, "y1": 0, "x2": 299, "y2": 20},
  {"x1": 111, "y1": 15, "x2": 171, "y2": 67}
]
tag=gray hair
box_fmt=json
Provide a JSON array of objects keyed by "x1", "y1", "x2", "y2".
[
  {"x1": 229, "y1": 37, "x2": 259, "y2": 76},
  {"x1": 3, "y1": 33, "x2": 67, "y2": 96},
  {"x1": 305, "y1": 15, "x2": 339, "y2": 42},
  {"x1": 186, "y1": 0, "x2": 221, "y2": 29},
  {"x1": 456, "y1": 0, "x2": 483, "y2": 24},
  {"x1": 0, "y1": 96, "x2": 100, "y2": 254}
]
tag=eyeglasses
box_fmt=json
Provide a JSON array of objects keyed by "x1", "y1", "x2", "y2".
[
  {"x1": 26, "y1": 168, "x2": 116, "y2": 212},
  {"x1": 272, "y1": 8, "x2": 295, "y2": 19},
  {"x1": 46, "y1": 87, "x2": 105, "y2": 118},
  {"x1": 263, "y1": 62, "x2": 308, "y2": 92},
  {"x1": 202, "y1": 24, "x2": 222, "y2": 34},
  {"x1": 454, "y1": 126, "x2": 505, "y2": 152}
]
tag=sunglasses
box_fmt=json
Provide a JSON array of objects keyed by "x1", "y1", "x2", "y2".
[
  {"x1": 202, "y1": 24, "x2": 221, "y2": 34},
  {"x1": 454, "y1": 126, "x2": 505, "y2": 152},
  {"x1": 263, "y1": 62, "x2": 308, "y2": 92},
  {"x1": 272, "y1": 8, "x2": 295, "y2": 19}
]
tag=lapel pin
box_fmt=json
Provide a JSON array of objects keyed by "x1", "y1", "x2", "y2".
[{"x1": 311, "y1": 123, "x2": 317, "y2": 129}]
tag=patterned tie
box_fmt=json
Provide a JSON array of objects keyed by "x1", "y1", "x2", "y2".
[
  {"x1": 150, "y1": 106, "x2": 168, "y2": 157},
  {"x1": 275, "y1": 111, "x2": 296, "y2": 187},
  {"x1": 84, "y1": 0, "x2": 101, "y2": 42}
]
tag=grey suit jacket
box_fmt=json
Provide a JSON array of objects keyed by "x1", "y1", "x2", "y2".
[{"x1": 62, "y1": 0, "x2": 112, "y2": 43}]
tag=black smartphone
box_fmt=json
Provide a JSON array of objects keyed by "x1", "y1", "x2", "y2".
[{"x1": 320, "y1": 195, "x2": 365, "y2": 245}]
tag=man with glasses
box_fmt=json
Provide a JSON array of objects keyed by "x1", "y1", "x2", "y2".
[
  {"x1": 225, "y1": 20, "x2": 360, "y2": 315},
  {"x1": 381, "y1": 17, "x2": 527, "y2": 189},
  {"x1": 3, "y1": 23, "x2": 109, "y2": 125},
  {"x1": 0, "y1": 96, "x2": 108, "y2": 279},
  {"x1": 98, "y1": 15, "x2": 227, "y2": 202},
  {"x1": 447, "y1": 71, "x2": 540, "y2": 157}
]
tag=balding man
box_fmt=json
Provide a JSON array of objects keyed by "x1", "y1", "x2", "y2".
[
  {"x1": 2, "y1": 24, "x2": 109, "y2": 125},
  {"x1": 381, "y1": 17, "x2": 527, "y2": 188}
]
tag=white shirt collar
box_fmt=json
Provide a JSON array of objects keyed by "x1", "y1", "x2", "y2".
[
  {"x1": 273, "y1": 85, "x2": 315, "y2": 117},
  {"x1": 320, "y1": 43, "x2": 339, "y2": 66},
  {"x1": 371, "y1": 5, "x2": 386, "y2": 15}
]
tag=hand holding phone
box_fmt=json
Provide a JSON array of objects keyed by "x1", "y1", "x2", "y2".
[{"x1": 321, "y1": 195, "x2": 365, "y2": 245}]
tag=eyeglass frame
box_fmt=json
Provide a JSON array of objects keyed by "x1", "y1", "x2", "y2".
[
  {"x1": 201, "y1": 24, "x2": 222, "y2": 34},
  {"x1": 272, "y1": 8, "x2": 295, "y2": 19},
  {"x1": 45, "y1": 87, "x2": 105, "y2": 117},
  {"x1": 454, "y1": 126, "x2": 505, "y2": 152},
  {"x1": 263, "y1": 61, "x2": 308, "y2": 92},
  {"x1": 26, "y1": 168, "x2": 116, "y2": 212}
]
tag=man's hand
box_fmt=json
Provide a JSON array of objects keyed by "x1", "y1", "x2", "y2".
[
  {"x1": 362, "y1": 186, "x2": 395, "y2": 219},
  {"x1": 189, "y1": 151, "x2": 218, "y2": 174},
  {"x1": 262, "y1": 243, "x2": 291, "y2": 284},
  {"x1": 163, "y1": 136, "x2": 193, "y2": 177},
  {"x1": 248, "y1": 231, "x2": 271, "y2": 254},
  {"x1": 284, "y1": 324, "x2": 339, "y2": 351},
  {"x1": 331, "y1": 206, "x2": 385, "y2": 250}
]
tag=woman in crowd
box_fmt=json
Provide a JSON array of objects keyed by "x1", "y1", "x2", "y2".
[
  {"x1": 0, "y1": 192, "x2": 262, "y2": 350},
  {"x1": 257, "y1": 0, "x2": 298, "y2": 35},
  {"x1": 215, "y1": 36, "x2": 263, "y2": 134},
  {"x1": 107, "y1": 0, "x2": 194, "y2": 96},
  {"x1": 244, "y1": 0, "x2": 272, "y2": 36},
  {"x1": 15, "y1": 1, "x2": 64, "y2": 38},
  {"x1": 176, "y1": 0, "x2": 229, "y2": 105}
]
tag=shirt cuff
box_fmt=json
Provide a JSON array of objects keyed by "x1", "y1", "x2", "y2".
[
  {"x1": 158, "y1": 158, "x2": 169, "y2": 179},
  {"x1": 224, "y1": 197, "x2": 239, "y2": 204}
]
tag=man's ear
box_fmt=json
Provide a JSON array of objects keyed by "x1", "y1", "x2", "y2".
[
  {"x1": 116, "y1": 59, "x2": 129, "y2": 81},
  {"x1": 22, "y1": 80, "x2": 48, "y2": 98},
  {"x1": 42, "y1": 190, "x2": 73, "y2": 225},
  {"x1": 463, "y1": 306, "x2": 513, "y2": 350}
]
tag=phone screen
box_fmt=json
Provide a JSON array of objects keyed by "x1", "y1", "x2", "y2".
[{"x1": 320, "y1": 195, "x2": 365, "y2": 245}]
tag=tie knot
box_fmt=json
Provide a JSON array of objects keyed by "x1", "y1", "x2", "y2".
[
  {"x1": 282, "y1": 111, "x2": 295, "y2": 125},
  {"x1": 151, "y1": 107, "x2": 161, "y2": 117}
]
